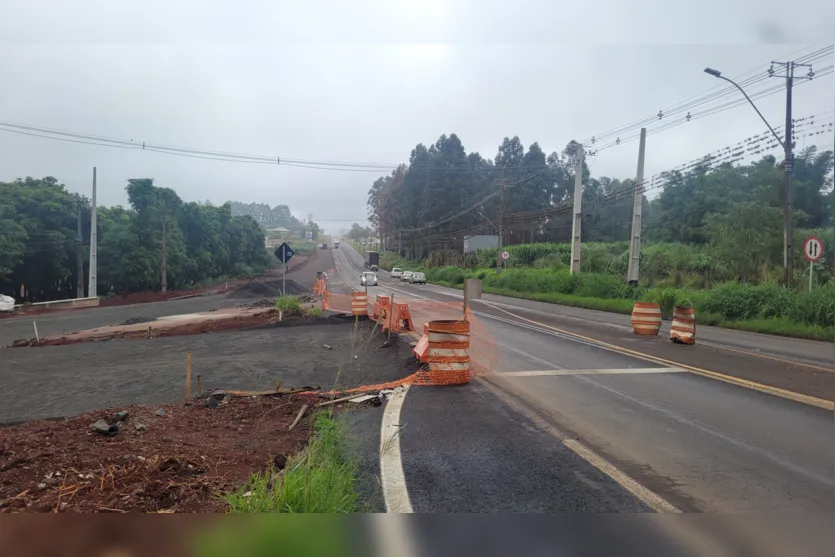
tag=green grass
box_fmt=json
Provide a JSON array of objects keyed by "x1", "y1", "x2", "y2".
[
  {"x1": 275, "y1": 295, "x2": 301, "y2": 313},
  {"x1": 305, "y1": 305, "x2": 323, "y2": 318},
  {"x1": 224, "y1": 412, "x2": 361, "y2": 513}
]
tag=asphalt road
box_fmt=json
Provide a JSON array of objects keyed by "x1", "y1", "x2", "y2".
[{"x1": 334, "y1": 243, "x2": 834, "y2": 519}]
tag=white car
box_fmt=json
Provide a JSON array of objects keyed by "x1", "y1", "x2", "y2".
[
  {"x1": 360, "y1": 271, "x2": 378, "y2": 287},
  {"x1": 409, "y1": 272, "x2": 426, "y2": 285},
  {"x1": 390, "y1": 268, "x2": 403, "y2": 280},
  {"x1": 401, "y1": 271, "x2": 414, "y2": 282},
  {"x1": 0, "y1": 294, "x2": 14, "y2": 312}
]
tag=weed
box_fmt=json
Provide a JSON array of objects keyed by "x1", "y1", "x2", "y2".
[
  {"x1": 225, "y1": 412, "x2": 360, "y2": 513},
  {"x1": 275, "y1": 295, "x2": 301, "y2": 313}
]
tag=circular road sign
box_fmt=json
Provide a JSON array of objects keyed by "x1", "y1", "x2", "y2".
[
  {"x1": 501, "y1": 251, "x2": 510, "y2": 260},
  {"x1": 804, "y1": 237, "x2": 823, "y2": 262}
]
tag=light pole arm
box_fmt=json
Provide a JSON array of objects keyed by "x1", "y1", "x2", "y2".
[{"x1": 705, "y1": 68, "x2": 785, "y2": 150}]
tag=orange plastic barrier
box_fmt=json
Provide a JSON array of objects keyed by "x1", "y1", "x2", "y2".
[
  {"x1": 373, "y1": 295, "x2": 390, "y2": 320},
  {"x1": 351, "y1": 291, "x2": 369, "y2": 317},
  {"x1": 631, "y1": 302, "x2": 662, "y2": 336},
  {"x1": 670, "y1": 306, "x2": 696, "y2": 345},
  {"x1": 414, "y1": 319, "x2": 471, "y2": 385}
]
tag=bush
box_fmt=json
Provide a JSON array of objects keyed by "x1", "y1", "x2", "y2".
[{"x1": 275, "y1": 295, "x2": 301, "y2": 313}]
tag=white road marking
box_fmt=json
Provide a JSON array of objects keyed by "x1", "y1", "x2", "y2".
[
  {"x1": 379, "y1": 385, "x2": 414, "y2": 513},
  {"x1": 477, "y1": 376, "x2": 681, "y2": 513},
  {"x1": 495, "y1": 367, "x2": 685, "y2": 377}
]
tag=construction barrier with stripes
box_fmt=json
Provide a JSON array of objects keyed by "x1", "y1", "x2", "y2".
[
  {"x1": 313, "y1": 280, "x2": 498, "y2": 383},
  {"x1": 670, "y1": 306, "x2": 696, "y2": 345}
]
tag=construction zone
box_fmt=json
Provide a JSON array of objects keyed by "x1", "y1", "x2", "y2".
[{"x1": 0, "y1": 246, "x2": 497, "y2": 513}]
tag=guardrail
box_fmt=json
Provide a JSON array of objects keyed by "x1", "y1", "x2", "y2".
[{"x1": 13, "y1": 297, "x2": 100, "y2": 311}]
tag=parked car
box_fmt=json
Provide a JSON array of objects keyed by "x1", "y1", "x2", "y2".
[
  {"x1": 409, "y1": 271, "x2": 426, "y2": 285},
  {"x1": 390, "y1": 267, "x2": 403, "y2": 280},
  {"x1": 401, "y1": 271, "x2": 414, "y2": 282},
  {"x1": 360, "y1": 271, "x2": 378, "y2": 287}
]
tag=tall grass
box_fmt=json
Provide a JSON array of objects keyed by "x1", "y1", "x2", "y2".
[
  {"x1": 225, "y1": 412, "x2": 360, "y2": 513},
  {"x1": 275, "y1": 295, "x2": 301, "y2": 312}
]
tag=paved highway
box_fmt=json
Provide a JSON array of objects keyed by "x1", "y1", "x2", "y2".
[{"x1": 332, "y1": 243, "x2": 833, "y2": 520}]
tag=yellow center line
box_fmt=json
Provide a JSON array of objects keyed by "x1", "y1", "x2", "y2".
[
  {"x1": 698, "y1": 341, "x2": 833, "y2": 373},
  {"x1": 483, "y1": 302, "x2": 834, "y2": 412}
]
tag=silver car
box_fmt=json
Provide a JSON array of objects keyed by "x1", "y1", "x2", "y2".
[
  {"x1": 401, "y1": 271, "x2": 414, "y2": 282},
  {"x1": 360, "y1": 271, "x2": 378, "y2": 287},
  {"x1": 409, "y1": 271, "x2": 426, "y2": 284}
]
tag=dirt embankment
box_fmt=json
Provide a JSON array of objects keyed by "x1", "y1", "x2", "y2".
[{"x1": 0, "y1": 394, "x2": 317, "y2": 513}]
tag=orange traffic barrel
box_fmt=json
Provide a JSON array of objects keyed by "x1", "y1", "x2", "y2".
[
  {"x1": 670, "y1": 306, "x2": 696, "y2": 345},
  {"x1": 351, "y1": 291, "x2": 369, "y2": 317},
  {"x1": 416, "y1": 319, "x2": 471, "y2": 385},
  {"x1": 631, "y1": 302, "x2": 661, "y2": 336}
]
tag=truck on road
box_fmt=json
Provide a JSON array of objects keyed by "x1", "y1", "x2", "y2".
[
  {"x1": 365, "y1": 250, "x2": 379, "y2": 271},
  {"x1": 334, "y1": 240, "x2": 340, "y2": 249}
]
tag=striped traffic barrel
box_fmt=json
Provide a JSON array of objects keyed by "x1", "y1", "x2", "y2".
[
  {"x1": 424, "y1": 319, "x2": 470, "y2": 385},
  {"x1": 670, "y1": 306, "x2": 696, "y2": 345},
  {"x1": 351, "y1": 291, "x2": 369, "y2": 317},
  {"x1": 631, "y1": 302, "x2": 662, "y2": 336}
]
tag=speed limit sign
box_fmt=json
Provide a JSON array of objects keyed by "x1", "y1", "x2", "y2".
[{"x1": 804, "y1": 237, "x2": 823, "y2": 262}]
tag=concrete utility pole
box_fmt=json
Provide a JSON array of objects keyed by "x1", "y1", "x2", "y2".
[
  {"x1": 627, "y1": 128, "x2": 647, "y2": 285},
  {"x1": 768, "y1": 60, "x2": 813, "y2": 285},
  {"x1": 88, "y1": 167, "x2": 98, "y2": 298},
  {"x1": 569, "y1": 145, "x2": 585, "y2": 274},
  {"x1": 398, "y1": 229, "x2": 402, "y2": 255},
  {"x1": 161, "y1": 213, "x2": 168, "y2": 293},
  {"x1": 496, "y1": 179, "x2": 505, "y2": 273},
  {"x1": 76, "y1": 196, "x2": 84, "y2": 298}
]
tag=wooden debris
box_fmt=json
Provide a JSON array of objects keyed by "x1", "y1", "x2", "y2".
[{"x1": 288, "y1": 404, "x2": 309, "y2": 431}]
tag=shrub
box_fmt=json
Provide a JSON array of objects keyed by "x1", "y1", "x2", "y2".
[{"x1": 275, "y1": 295, "x2": 301, "y2": 313}]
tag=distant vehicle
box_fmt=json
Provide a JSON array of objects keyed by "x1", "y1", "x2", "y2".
[
  {"x1": 0, "y1": 294, "x2": 14, "y2": 312},
  {"x1": 370, "y1": 264, "x2": 379, "y2": 272},
  {"x1": 390, "y1": 267, "x2": 403, "y2": 280},
  {"x1": 409, "y1": 272, "x2": 426, "y2": 285},
  {"x1": 334, "y1": 240, "x2": 340, "y2": 249},
  {"x1": 401, "y1": 271, "x2": 414, "y2": 282},
  {"x1": 321, "y1": 242, "x2": 327, "y2": 249},
  {"x1": 366, "y1": 250, "x2": 379, "y2": 269},
  {"x1": 360, "y1": 271, "x2": 378, "y2": 287}
]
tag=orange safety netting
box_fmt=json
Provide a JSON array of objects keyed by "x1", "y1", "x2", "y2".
[{"x1": 312, "y1": 281, "x2": 500, "y2": 383}]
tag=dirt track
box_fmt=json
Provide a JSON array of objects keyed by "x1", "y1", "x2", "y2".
[
  {"x1": 0, "y1": 250, "x2": 335, "y2": 347},
  {"x1": 1, "y1": 317, "x2": 415, "y2": 424}
]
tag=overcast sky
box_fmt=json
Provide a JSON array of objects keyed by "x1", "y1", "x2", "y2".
[{"x1": 1, "y1": 1, "x2": 833, "y2": 232}]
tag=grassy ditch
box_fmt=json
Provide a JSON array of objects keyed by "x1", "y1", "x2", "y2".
[
  {"x1": 380, "y1": 253, "x2": 835, "y2": 341},
  {"x1": 225, "y1": 412, "x2": 361, "y2": 513},
  {"x1": 275, "y1": 295, "x2": 302, "y2": 313}
]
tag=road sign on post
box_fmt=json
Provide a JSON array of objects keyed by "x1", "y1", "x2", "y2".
[
  {"x1": 804, "y1": 237, "x2": 823, "y2": 292},
  {"x1": 501, "y1": 251, "x2": 510, "y2": 261},
  {"x1": 274, "y1": 243, "x2": 295, "y2": 296}
]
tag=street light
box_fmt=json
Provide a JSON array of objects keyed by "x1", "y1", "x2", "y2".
[
  {"x1": 703, "y1": 67, "x2": 785, "y2": 149},
  {"x1": 704, "y1": 66, "x2": 794, "y2": 286}
]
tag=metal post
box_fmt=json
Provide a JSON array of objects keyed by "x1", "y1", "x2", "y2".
[
  {"x1": 627, "y1": 129, "x2": 647, "y2": 285},
  {"x1": 809, "y1": 260, "x2": 813, "y2": 292},
  {"x1": 88, "y1": 167, "x2": 97, "y2": 298},
  {"x1": 76, "y1": 196, "x2": 84, "y2": 298},
  {"x1": 497, "y1": 179, "x2": 505, "y2": 273},
  {"x1": 570, "y1": 145, "x2": 585, "y2": 274},
  {"x1": 283, "y1": 260, "x2": 287, "y2": 296},
  {"x1": 783, "y1": 62, "x2": 795, "y2": 286}
]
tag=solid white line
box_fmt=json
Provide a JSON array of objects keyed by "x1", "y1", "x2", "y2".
[
  {"x1": 562, "y1": 438, "x2": 681, "y2": 513},
  {"x1": 478, "y1": 376, "x2": 681, "y2": 513},
  {"x1": 379, "y1": 385, "x2": 414, "y2": 513},
  {"x1": 495, "y1": 367, "x2": 685, "y2": 377}
]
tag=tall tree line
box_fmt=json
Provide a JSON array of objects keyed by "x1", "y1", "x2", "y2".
[
  {"x1": 0, "y1": 177, "x2": 275, "y2": 302},
  {"x1": 367, "y1": 133, "x2": 833, "y2": 258}
]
